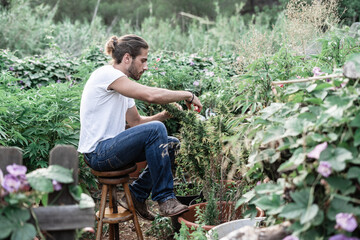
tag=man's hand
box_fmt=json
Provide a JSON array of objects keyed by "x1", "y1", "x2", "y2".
[
  {"x1": 163, "y1": 103, "x2": 183, "y2": 119},
  {"x1": 185, "y1": 94, "x2": 202, "y2": 113}
]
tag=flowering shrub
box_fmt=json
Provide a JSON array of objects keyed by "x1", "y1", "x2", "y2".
[
  {"x1": 0, "y1": 163, "x2": 93, "y2": 240},
  {"x1": 236, "y1": 58, "x2": 360, "y2": 239}
]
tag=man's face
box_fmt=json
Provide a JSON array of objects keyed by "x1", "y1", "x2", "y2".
[{"x1": 127, "y1": 48, "x2": 148, "y2": 80}]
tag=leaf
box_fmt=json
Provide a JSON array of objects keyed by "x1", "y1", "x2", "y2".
[
  {"x1": 327, "y1": 176, "x2": 352, "y2": 193},
  {"x1": 278, "y1": 148, "x2": 306, "y2": 172},
  {"x1": 343, "y1": 53, "x2": 360, "y2": 79},
  {"x1": 79, "y1": 193, "x2": 95, "y2": 209},
  {"x1": 236, "y1": 190, "x2": 256, "y2": 208},
  {"x1": 259, "y1": 103, "x2": 285, "y2": 119},
  {"x1": 10, "y1": 223, "x2": 36, "y2": 240},
  {"x1": 262, "y1": 126, "x2": 285, "y2": 145},
  {"x1": 319, "y1": 147, "x2": 352, "y2": 171},
  {"x1": 347, "y1": 167, "x2": 360, "y2": 183},
  {"x1": 69, "y1": 185, "x2": 82, "y2": 202},
  {"x1": 27, "y1": 176, "x2": 53, "y2": 193},
  {"x1": 0, "y1": 216, "x2": 14, "y2": 239},
  {"x1": 354, "y1": 129, "x2": 360, "y2": 147},
  {"x1": 254, "y1": 183, "x2": 283, "y2": 195},
  {"x1": 26, "y1": 165, "x2": 73, "y2": 184},
  {"x1": 253, "y1": 194, "x2": 283, "y2": 214},
  {"x1": 300, "y1": 204, "x2": 319, "y2": 224},
  {"x1": 280, "y1": 203, "x2": 305, "y2": 219},
  {"x1": 290, "y1": 189, "x2": 311, "y2": 206},
  {"x1": 350, "y1": 113, "x2": 360, "y2": 127}
]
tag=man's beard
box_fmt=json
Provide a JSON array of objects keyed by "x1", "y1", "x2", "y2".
[{"x1": 128, "y1": 63, "x2": 142, "y2": 80}]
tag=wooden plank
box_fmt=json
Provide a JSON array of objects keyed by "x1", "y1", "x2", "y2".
[
  {"x1": 0, "y1": 146, "x2": 22, "y2": 173},
  {"x1": 49, "y1": 145, "x2": 78, "y2": 205},
  {"x1": 47, "y1": 145, "x2": 80, "y2": 240},
  {"x1": 32, "y1": 205, "x2": 94, "y2": 231}
]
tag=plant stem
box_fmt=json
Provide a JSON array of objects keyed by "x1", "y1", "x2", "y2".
[{"x1": 271, "y1": 74, "x2": 343, "y2": 85}]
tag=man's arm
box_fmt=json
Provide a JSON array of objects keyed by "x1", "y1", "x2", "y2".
[
  {"x1": 126, "y1": 106, "x2": 171, "y2": 127},
  {"x1": 108, "y1": 76, "x2": 202, "y2": 111}
]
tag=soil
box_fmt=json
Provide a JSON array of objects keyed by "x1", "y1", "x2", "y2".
[{"x1": 83, "y1": 184, "x2": 178, "y2": 240}]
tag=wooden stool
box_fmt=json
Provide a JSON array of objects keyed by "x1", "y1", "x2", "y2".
[{"x1": 91, "y1": 163, "x2": 144, "y2": 240}]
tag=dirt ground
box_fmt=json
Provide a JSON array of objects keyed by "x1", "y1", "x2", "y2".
[{"x1": 84, "y1": 186, "x2": 178, "y2": 240}]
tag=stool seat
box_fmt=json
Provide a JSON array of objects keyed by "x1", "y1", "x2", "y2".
[
  {"x1": 96, "y1": 206, "x2": 133, "y2": 223},
  {"x1": 91, "y1": 163, "x2": 137, "y2": 177}
]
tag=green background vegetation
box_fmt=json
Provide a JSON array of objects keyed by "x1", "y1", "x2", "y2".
[{"x1": 1, "y1": 0, "x2": 360, "y2": 239}]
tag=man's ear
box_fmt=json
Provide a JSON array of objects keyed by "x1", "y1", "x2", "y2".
[{"x1": 123, "y1": 53, "x2": 132, "y2": 64}]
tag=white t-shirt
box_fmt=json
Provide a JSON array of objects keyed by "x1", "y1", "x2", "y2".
[{"x1": 78, "y1": 65, "x2": 135, "y2": 153}]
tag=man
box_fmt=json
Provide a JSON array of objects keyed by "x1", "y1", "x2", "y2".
[{"x1": 78, "y1": 34, "x2": 202, "y2": 220}]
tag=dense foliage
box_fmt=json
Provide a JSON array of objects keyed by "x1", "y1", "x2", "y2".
[{"x1": 1, "y1": 0, "x2": 360, "y2": 239}]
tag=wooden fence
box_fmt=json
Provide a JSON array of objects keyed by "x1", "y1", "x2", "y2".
[{"x1": 0, "y1": 145, "x2": 94, "y2": 240}]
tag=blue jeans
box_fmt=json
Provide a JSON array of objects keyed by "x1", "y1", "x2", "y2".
[{"x1": 84, "y1": 121, "x2": 180, "y2": 203}]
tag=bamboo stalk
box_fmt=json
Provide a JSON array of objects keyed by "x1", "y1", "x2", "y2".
[{"x1": 271, "y1": 74, "x2": 343, "y2": 85}]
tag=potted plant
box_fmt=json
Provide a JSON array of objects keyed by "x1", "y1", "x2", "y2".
[
  {"x1": 174, "y1": 180, "x2": 205, "y2": 206},
  {"x1": 177, "y1": 187, "x2": 265, "y2": 233}
]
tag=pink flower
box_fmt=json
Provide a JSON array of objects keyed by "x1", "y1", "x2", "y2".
[
  {"x1": 52, "y1": 180, "x2": 62, "y2": 191},
  {"x1": 317, "y1": 161, "x2": 332, "y2": 177},
  {"x1": 329, "y1": 234, "x2": 360, "y2": 240},
  {"x1": 307, "y1": 142, "x2": 328, "y2": 159},
  {"x1": 2, "y1": 174, "x2": 21, "y2": 193},
  {"x1": 193, "y1": 80, "x2": 200, "y2": 86},
  {"x1": 336, "y1": 213, "x2": 358, "y2": 232},
  {"x1": 7, "y1": 164, "x2": 27, "y2": 176},
  {"x1": 313, "y1": 67, "x2": 325, "y2": 77},
  {"x1": 190, "y1": 61, "x2": 195, "y2": 66},
  {"x1": 156, "y1": 58, "x2": 161, "y2": 62},
  {"x1": 283, "y1": 235, "x2": 299, "y2": 240}
]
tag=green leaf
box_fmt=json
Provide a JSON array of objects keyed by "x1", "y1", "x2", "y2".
[
  {"x1": 253, "y1": 194, "x2": 283, "y2": 214},
  {"x1": 350, "y1": 113, "x2": 360, "y2": 127},
  {"x1": 278, "y1": 148, "x2": 306, "y2": 172},
  {"x1": 236, "y1": 190, "x2": 255, "y2": 208},
  {"x1": 79, "y1": 193, "x2": 95, "y2": 209},
  {"x1": 306, "y1": 84, "x2": 317, "y2": 92},
  {"x1": 10, "y1": 223, "x2": 36, "y2": 240},
  {"x1": 27, "y1": 177, "x2": 53, "y2": 193},
  {"x1": 314, "y1": 83, "x2": 332, "y2": 91},
  {"x1": 300, "y1": 204, "x2": 319, "y2": 224},
  {"x1": 0, "y1": 216, "x2": 14, "y2": 238},
  {"x1": 319, "y1": 147, "x2": 352, "y2": 171},
  {"x1": 290, "y1": 189, "x2": 310, "y2": 206},
  {"x1": 254, "y1": 183, "x2": 283, "y2": 195},
  {"x1": 4, "y1": 208, "x2": 31, "y2": 223},
  {"x1": 347, "y1": 167, "x2": 360, "y2": 183},
  {"x1": 262, "y1": 126, "x2": 285, "y2": 145},
  {"x1": 354, "y1": 129, "x2": 360, "y2": 147},
  {"x1": 259, "y1": 103, "x2": 285, "y2": 119},
  {"x1": 280, "y1": 203, "x2": 305, "y2": 219},
  {"x1": 69, "y1": 185, "x2": 82, "y2": 202},
  {"x1": 27, "y1": 165, "x2": 73, "y2": 184},
  {"x1": 327, "y1": 176, "x2": 352, "y2": 193}
]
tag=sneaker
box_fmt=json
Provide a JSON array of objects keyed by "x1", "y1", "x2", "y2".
[
  {"x1": 119, "y1": 192, "x2": 156, "y2": 221},
  {"x1": 158, "y1": 198, "x2": 189, "y2": 217}
]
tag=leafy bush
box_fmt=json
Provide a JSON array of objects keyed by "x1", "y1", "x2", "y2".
[
  {"x1": 0, "y1": 74, "x2": 82, "y2": 170},
  {"x1": 236, "y1": 56, "x2": 360, "y2": 239}
]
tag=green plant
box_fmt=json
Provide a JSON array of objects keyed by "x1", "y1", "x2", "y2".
[
  {"x1": 0, "y1": 163, "x2": 94, "y2": 240},
  {"x1": 145, "y1": 215, "x2": 174, "y2": 239},
  {"x1": 174, "y1": 181, "x2": 203, "y2": 196},
  {"x1": 236, "y1": 56, "x2": 360, "y2": 239}
]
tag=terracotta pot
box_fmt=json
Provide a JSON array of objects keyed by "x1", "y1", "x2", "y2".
[
  {"x1": 129, "y1": 161, "x2": 147, "y2": 179},
  {"x1": 178, "y1": 201, "x2": 265, "y2": 232}
]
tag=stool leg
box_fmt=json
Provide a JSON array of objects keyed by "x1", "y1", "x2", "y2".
[
  {"x1": 96, "y1": 184, "x2": 108, "y2": 240},
  {"x1": 109, "y1": 185, "x2": 120, "y2": 240},
  {"x1": 123, "y1": 183, "x2": 144, "y2": 240},
  {"x1": 108, "y1": 185, "x2": 114, "y2": 240}
]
